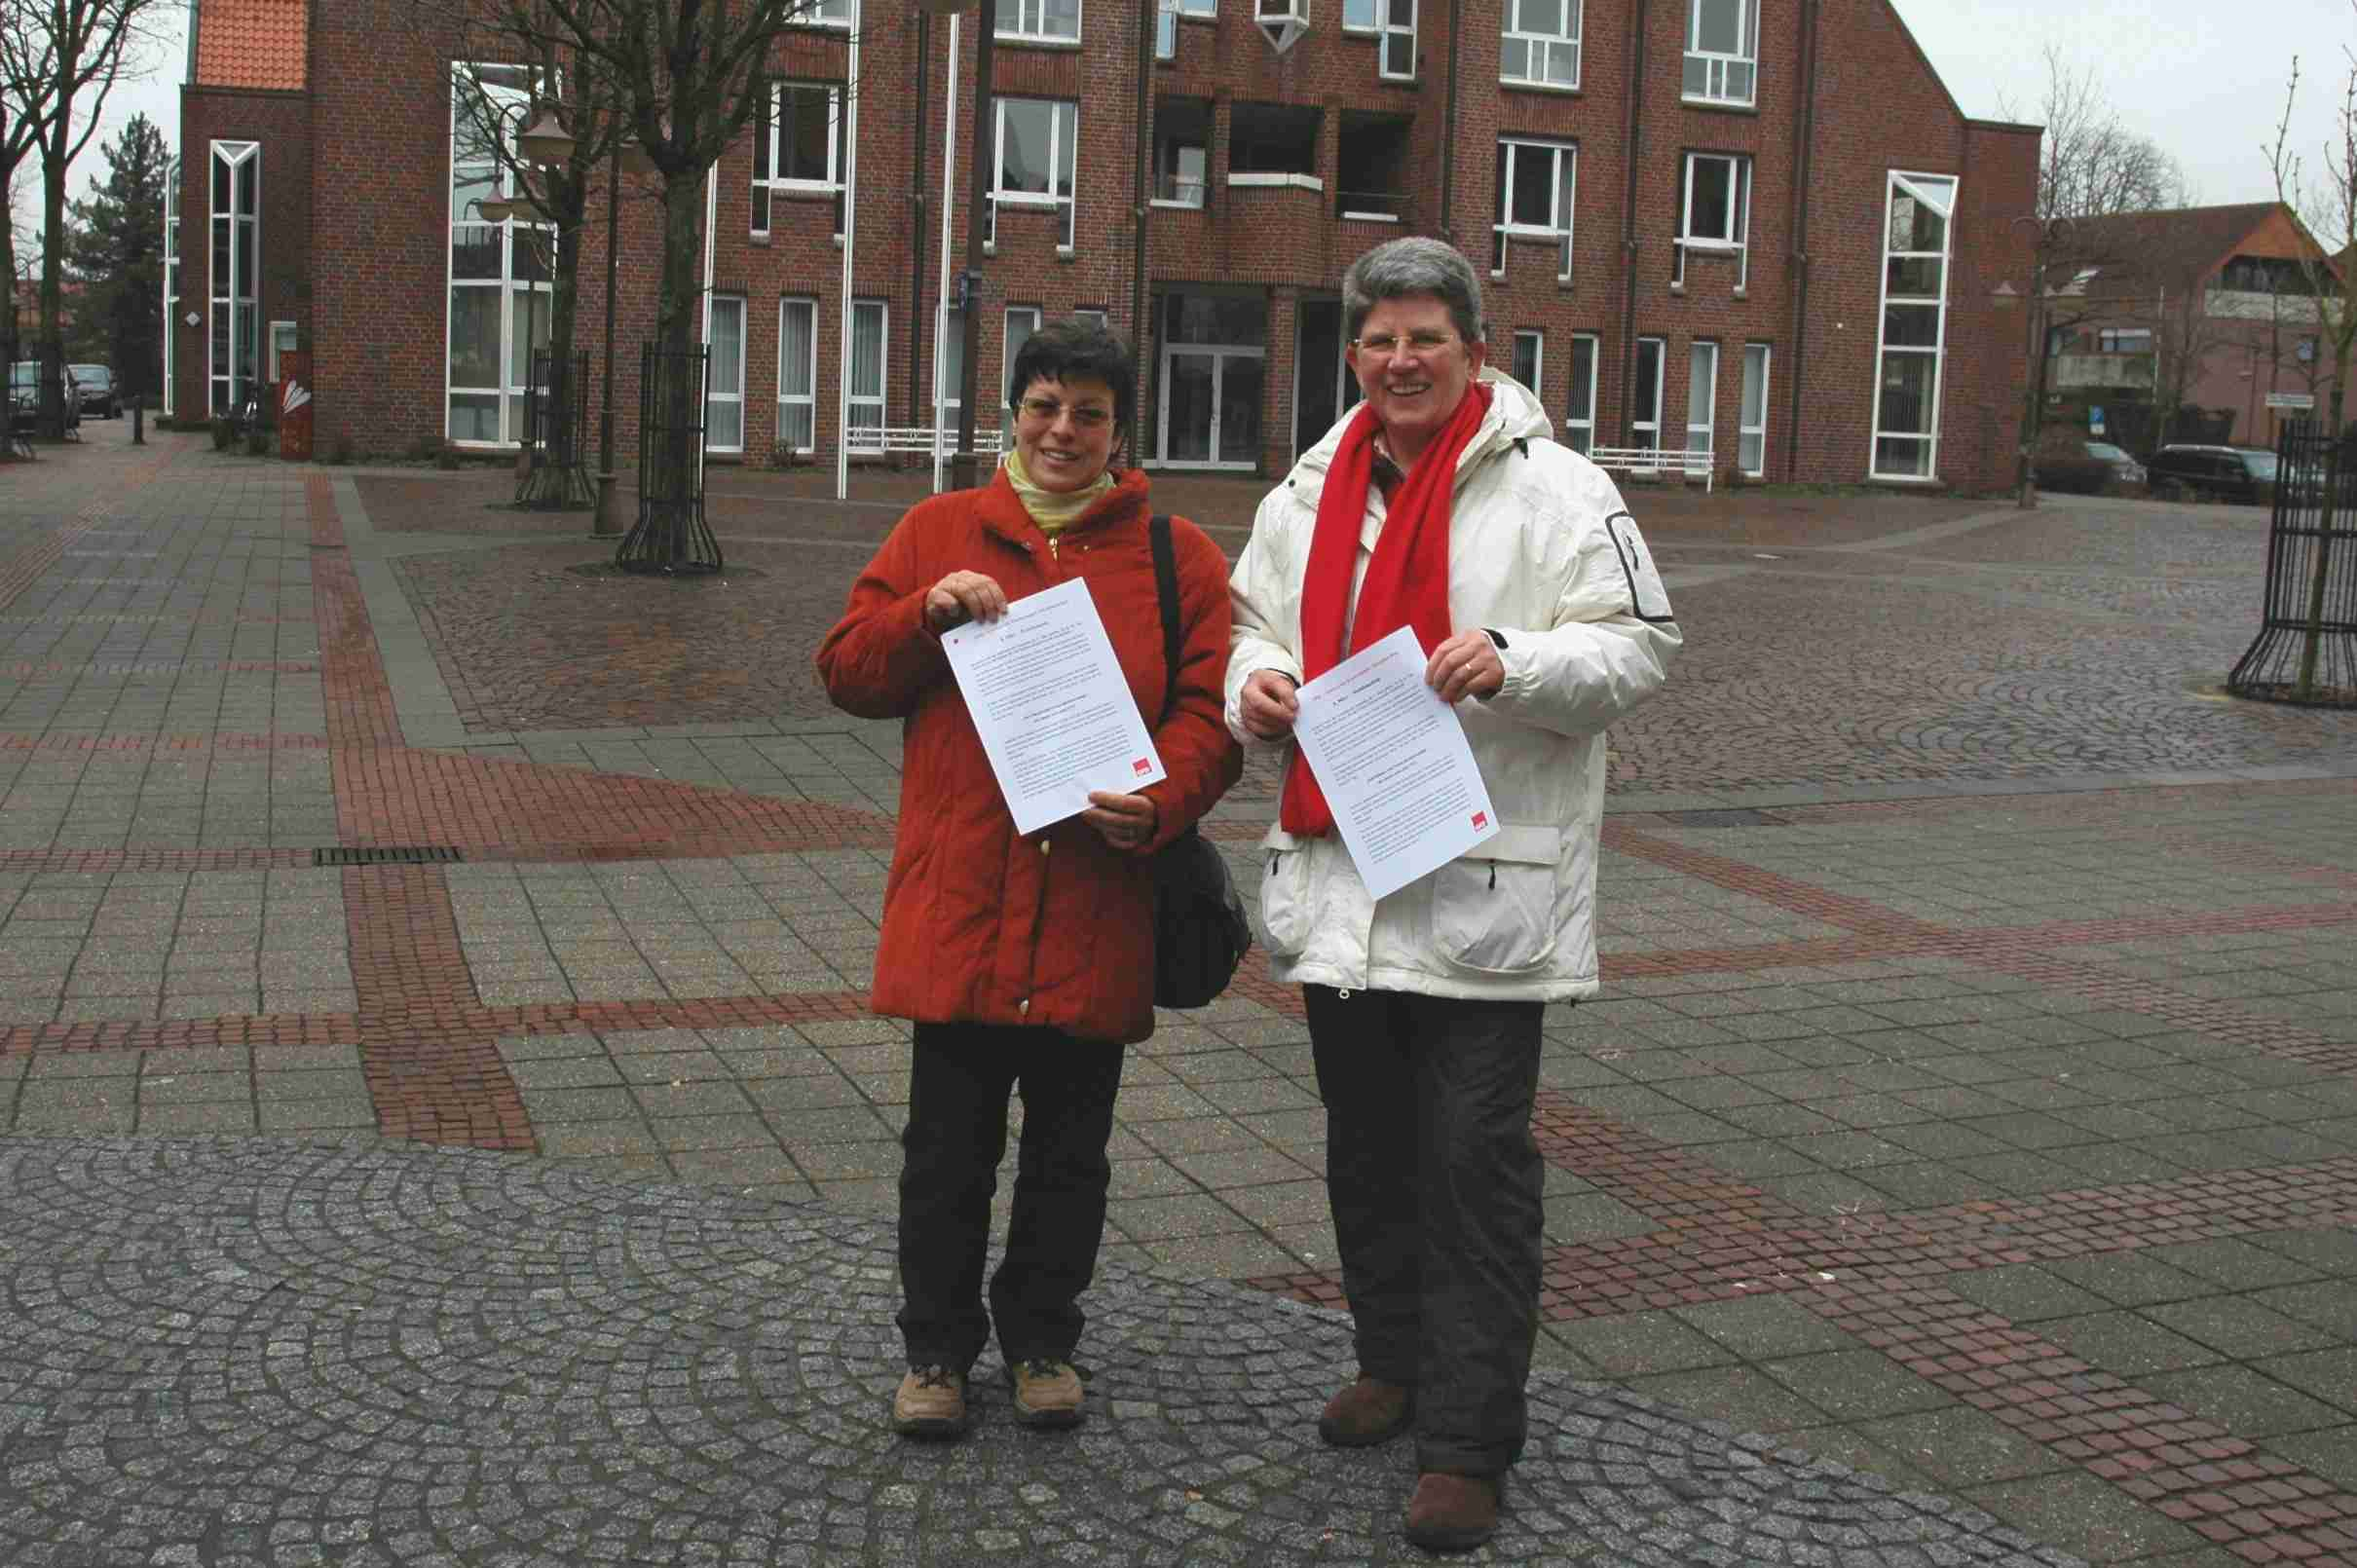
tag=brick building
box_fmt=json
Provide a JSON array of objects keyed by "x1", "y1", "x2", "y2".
[
  {"x1": 2048, "y1": 203, "x2": 2354, "y2": 453},
  {"x1": 171, "y1": 0, "x2": 2039, "y2": 488}
]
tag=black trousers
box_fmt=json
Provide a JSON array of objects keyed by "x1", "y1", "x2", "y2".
[
  {"x1": 895, "y1": 1022, "x2": 1127, "y2": 1372},
  {"x1": 1306, "y1": 986, "x2": 1546, "y2": 1478}
]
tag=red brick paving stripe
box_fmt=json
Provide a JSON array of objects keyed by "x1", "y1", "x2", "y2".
[
  {"x1": 1601, "y1": 824, "x2": 1951, "y2": 938},
  {"x1": 0, "y1": 1013, "x2": 367, "y2": 1054},
  {"x1": 343, "y1": 862, "x2": 531, "y2": 1152},
  {"x1": 1798, "y1": 1279, "x2": 2357, "y2": 1566},
  {"x1": 310, "y1": 474, "x2": 404, "y2": 756}
]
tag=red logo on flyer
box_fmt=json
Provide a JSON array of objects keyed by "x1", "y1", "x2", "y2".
[
  {"x1": 1472, "y1": 810, "x2": 1488, "y2": 828},
  {"x1": 1133, "y1": 758, "x2": 1152, "y2": 776}
]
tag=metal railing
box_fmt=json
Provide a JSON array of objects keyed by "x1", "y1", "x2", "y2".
[{"x1": 616, "y1": 343, "x2": 724, "y2": 576}]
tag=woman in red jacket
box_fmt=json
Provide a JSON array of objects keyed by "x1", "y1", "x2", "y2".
[{"x1": 816, "y1": 320, "x2": 1240, "y2": 1441}]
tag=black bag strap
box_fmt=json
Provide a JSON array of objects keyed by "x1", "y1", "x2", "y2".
[{"x1": 1148, "y1": 513, "x2": 1182, "y2": 727}]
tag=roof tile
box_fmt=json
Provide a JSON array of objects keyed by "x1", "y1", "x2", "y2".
[{"x1": 195, "y1": 0, "x2": 307, "y2": 92}]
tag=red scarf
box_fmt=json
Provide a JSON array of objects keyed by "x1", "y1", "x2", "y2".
[{"x1": 1281, "y1": 383, "x2": 1494, "y2": 837}]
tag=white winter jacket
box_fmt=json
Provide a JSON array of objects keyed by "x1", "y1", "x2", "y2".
[{"x1": 1224, "y1": 370, "x2": 1681, "y2": 1001}]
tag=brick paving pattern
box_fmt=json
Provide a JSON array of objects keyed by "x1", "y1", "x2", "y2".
[{"x1": 0, "y1": 430, "x2": 2353, "y2": 1564}]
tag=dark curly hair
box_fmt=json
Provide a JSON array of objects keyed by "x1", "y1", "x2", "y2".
[{"x1": 1006, "y1": 318, "x2": 1138, "y2": 436}]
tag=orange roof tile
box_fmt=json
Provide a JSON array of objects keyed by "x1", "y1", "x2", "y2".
[{"x1": 195, "y1": 0, "x2": 308, "y2": 92}]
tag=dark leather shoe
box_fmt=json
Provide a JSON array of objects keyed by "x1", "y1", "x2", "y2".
[
  {"x1": 1404, "y1": 1472, "x2": 1501, "y2": 1553},
  {"x1": 1318, "y1": 1374, "x2": 1412, "y2": 1447}
]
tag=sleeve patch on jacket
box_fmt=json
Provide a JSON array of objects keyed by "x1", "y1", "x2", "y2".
[{"x1": 1605, "y1": 512, "x2": 1674, "y2": 622}]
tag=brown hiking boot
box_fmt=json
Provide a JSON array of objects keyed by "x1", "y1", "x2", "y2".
[
  {"x1": 890, "y1": 1364, "x2": 970, "y2": 1439},
  {"x1": 1318, "y1": 1374, "x2": 1412, "y2": 1447},
  {"x1": 1404, "y1": 1472, "x2": 1501, "y2": 1553},
  {"x1": 1004, "y1": 1359, "x2": 1086, "y2": 1429}
]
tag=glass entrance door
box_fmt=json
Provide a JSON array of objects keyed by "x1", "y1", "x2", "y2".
[{"x1": 1159, "y1": 347, "x2": 1263, "y2": 468}]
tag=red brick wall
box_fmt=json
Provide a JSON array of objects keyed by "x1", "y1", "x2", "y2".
[
  {"x1": 227, "y1": 0, "x2": 2039, "y2": 489},
  {"x1": 171, "y1": 85, "x2": 314, "y2": 424}
]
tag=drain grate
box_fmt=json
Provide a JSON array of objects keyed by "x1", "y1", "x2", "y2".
[
  {"x1": 313, "y1": 845, "x2": 466, "y2": 866},
  {"x1": 1653, "y1": 808, "x2": 1791, "y2": 828}
]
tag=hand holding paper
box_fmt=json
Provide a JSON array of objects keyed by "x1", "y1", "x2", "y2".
[
  {"x1": 941, "y1": 577, "x2": 1167, "y2": 836},
  {"x1": 1291, "y1": 624, "x2": 1499, "y2": 900}
]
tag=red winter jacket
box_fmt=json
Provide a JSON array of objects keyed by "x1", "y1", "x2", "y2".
[{"x1": 815, "y1": 467, "x2": 1242, "y2": 1044}]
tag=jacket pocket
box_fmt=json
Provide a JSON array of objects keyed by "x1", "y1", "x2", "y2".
[
  {"x1": 1257, "y1": 827, "x2": 1316, "y2": 957},
  {"x1": 1429, "y1": 824, "x2": 1561, "y2": 975}
]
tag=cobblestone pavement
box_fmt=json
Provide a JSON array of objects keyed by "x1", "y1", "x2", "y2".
[{"x1": 1, "y1": 428, "x2": 2354, "y2": 1565}]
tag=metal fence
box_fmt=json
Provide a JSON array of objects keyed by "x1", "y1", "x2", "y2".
[
  {"x1": 2226, "y1": 427, "x2": 2357, "y2": 708},
  {"x1": 616, "y1": 343, "x2": 723, "y2": 576},
  {"x1": 520, "y1": 350, "x2": 592, "y2": 508}
]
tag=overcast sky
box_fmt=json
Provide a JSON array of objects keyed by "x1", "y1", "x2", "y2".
[{"x1": 49, "y1": 0, "x2": 2357, "y2": 222}]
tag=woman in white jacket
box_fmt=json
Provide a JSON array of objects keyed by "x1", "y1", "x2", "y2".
[{"x1": 1226, "y1": 237, "x2": 1679, "y2": 1553}]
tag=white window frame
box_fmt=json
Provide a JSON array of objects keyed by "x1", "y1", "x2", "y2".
[
  {"x1": 1072, "y1": 309, "x2": 1111, "y2": 330},
  {"x1": 1631, "y1": 336, "x2": 1665, "y2": 450},
  {"x1": 2096, "y1": 327, "x2": 2152, "y2": 354},
  {"x1": 1512, "y1": 330, "x2": 1544, "y2": 398},
  {"x1": 1739, "y1": 342, "x2": 1771, "y2": 477},
  {"x1": 1492, "y1": 137, "x2": 1576, "y2": 282},
  {"x1": 1564, "y1": 332, "x2": 1597, "y2": 455},
  {"x1": 804, "y1": 0, "x2": 851, "y2": 24},
  {"x1": 445, "y1": 65, "x2": 549, "y2": 447},
  {"x1": 1379, "y1": 0, "x2": 1417, "y2": 80},
  {"x1": 1675, "y1": 152, "x2": 1750, "y2": 290},
  {"x1": 1683, "y1": 0, "x2": 1758, "y2": 107},
  {"x1": 163, "y1": 157, "x2": 180, "y2": 416},
  {"x1": 753, "y1": 81, "x2": 844, "y2": 238},
  {"x1": 268, "y1": 319, "x2": 298, "y2": 383},
  {"x1": 705, "y1": 294, "x2": 746, "y2": 454},
  {"x1": 933, "y1": 301, "x2": 963, "y2": 430},
  {"x1": 1501, "y1": 0, "x2": 1581, "y2": 90},
  {"x1": 1342, "y1": 0, "x2": 1378, "y2": 30},
  {"x1": 1155, "y1": 139, "x2": 1207, "y2": 208},
  {"x1": 777, "y1": 296, "x2": 817, "y2": 454},
  {"x1": 1871, "y1": 170, "x2": 1956, "y2": 482},
  {"x1": 847, "y1": 300, "x2": 889, "y2": 452},
  {"x1": 1685, "y1": 339, "x2": 1718, "y2": 474},
  {"x1": 209, "y1": 139, "x2": 260, "y2": 419},
  {"x1": 999, "y1": 0, "x2": 1081, "y2": 45},
  {"x1": 1001, "y1": 304, "x2": 1043, "y2": 447},
  {"x1": 990, "y1": 98, "x2": 1078, "y2": 252}
]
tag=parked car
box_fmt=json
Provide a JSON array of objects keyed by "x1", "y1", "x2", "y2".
[
  {"x1": 68, "y1": 363, "x2": 118, "y2": 419},
  {"x1": 2083, "y1": 440, "x2": 2146, "y2": 487},
  {"x1": 2147, "y1": 444, "x2": 2279, "y2": 504},
  {"x1": 8, "y1": 360, "x2": 82, "y2": 435}
]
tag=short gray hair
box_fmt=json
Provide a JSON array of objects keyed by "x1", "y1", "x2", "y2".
[{"x1": 1341, "y1": 237, "x2": 1486, "y2": 346}]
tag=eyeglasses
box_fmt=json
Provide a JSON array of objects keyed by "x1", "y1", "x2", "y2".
[
  {"x1": 1352, "y1": 330, "x2": 1459, "y2": 359},
  {"x1": 1016, "y1": 396, "x2": 1113, "y2": 429}
]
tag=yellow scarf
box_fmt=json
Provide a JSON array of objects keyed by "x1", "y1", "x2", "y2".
[{"x1": 1004, "y1": 445, "x2": 1116, "y2": 541}]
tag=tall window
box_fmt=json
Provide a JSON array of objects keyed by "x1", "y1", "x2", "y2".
[
  {"x1": 1378, "y1": 0, "x2": 1416, "y2": 79},
  {"x1": 848, "y1": 301, "x2": 888, "y2": 450},
  {"x1": 1341, "y1": 0, "x2": 1377, "y2": 25},
  {"x1": 991, "y1": 98, "x2": 1078, "y2": 249},
  {"x1": 1492, "y1": 138, "x2": 1575, "y2": 281},
  {"x1": 1631, "y1": 337, "x2": 1664, "y2": 450},
  {"x1": 1873, "y1": 171, "x2": 1955, "y2": 480},
  {"x1": 209, "y1": 140, "x2": 260, "y2": 417},
  {"x1": 1676, "y1": 153, "x2": 1750, "y2": 289},
  {"x1": 805, "y1": 0, "x2": 851, "y2": 23},
  {"x1": 999, "y1": 0, "x2": 1080, "y2": 43},
  {"x1": 1739, "y1": 343, "x2": 1771, "y2": 476},
  {"x1": 1512, "y1": 330, "x2": 1543, "y2": 399},
  {"x1": 1501, "y1": 0, "x2": 1580, "y2": 89},
  {"x1": 1683, "y1": 0, "x2": 1757, "y2": 106},
  {"x1": 447, "y1": 66, "x2": 548, "y2": 445},
  {"x1": 1565, "y1": 333, "x2": 1597, "y2": 455},
  {"x1": 1686, "y1": 340, "x2": 1717, "y2": 472},
  {"x1": 778, "y1": 298, "x2": 816, "y2": 453},
  {"x1": 164, "y1": 158, "x2": 180, "y2": 416},
  {"x1": 706, "y1": 296, "x2": 745, "y2": 453},
  {"x1": 753, "y1": 81, "x2": 844, "y2": 238},
  {"x1": 935, "y1": 304, "x2": 963, "y2": 429},
  {"x1": 1001, "y1": 305, "x2": 1042, "y2": 447}
]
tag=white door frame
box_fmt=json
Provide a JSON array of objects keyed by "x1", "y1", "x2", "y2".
[{"x1": 1156, "y1": 343, "x2": 1264, "y2": 469}]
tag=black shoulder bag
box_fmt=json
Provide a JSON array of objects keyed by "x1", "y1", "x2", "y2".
[{"x1": 1145, "y1": 515, "x2": 1253, "y2": 1009}]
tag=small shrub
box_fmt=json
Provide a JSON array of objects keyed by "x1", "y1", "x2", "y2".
[
  {"x1": 243, "y1": 423, "x2": 271, "y2": 457},
  {"x1": 326, "y1": 436, "x2": 355, "y2": 467},
  {"x1": 434, "y1": 441, "x2": 461, "y2": 470},
  {"x1": 210, "y1": 417, "x2": 233, "y2": 451},
  {"x1": 406, "y1": 433, "x2": 438, "y2": 463}
]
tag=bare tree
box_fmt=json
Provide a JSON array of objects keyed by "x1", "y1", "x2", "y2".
[
  {"x1": 2149, "y1": 272, "x2": 2228, "y2": 452},
  {"x1": 2267, "y1": 30, "x2": 2357, "y2": 700},
  {"x1": 2005, "y1": 48, "x2": 2197, "y2": 506},
  {"x1": 0, "y1": 0, "x2": 170, "y2": 438}
]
